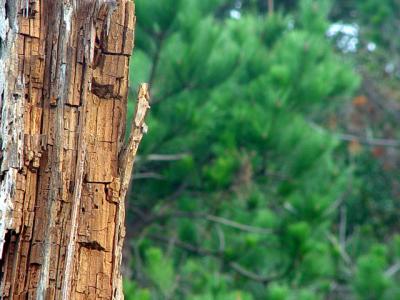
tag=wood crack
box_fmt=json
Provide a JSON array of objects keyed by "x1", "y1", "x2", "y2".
[{"x1": 0, "y1": 1, "x2": 141, "y2": 299}]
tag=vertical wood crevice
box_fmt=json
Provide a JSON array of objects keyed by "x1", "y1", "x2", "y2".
[{"x1": 0, "y1": 1, "x2": 141, "y2": 299}]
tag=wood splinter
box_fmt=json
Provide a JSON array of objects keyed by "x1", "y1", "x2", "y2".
[
  {"x1": 112, "y1": 83, "x2": 150, "y2": 300},
  {"x1": 119, "y1": 83, "x2": 151, "y2": 198}
]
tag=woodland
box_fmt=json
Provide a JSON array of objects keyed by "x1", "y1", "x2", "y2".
[
  {"x1": 124, "y1": 0, "x2": 400, "y2": 299},
  {"x1": 0, "y1": 0, "x2": 399, "y2": 299}
]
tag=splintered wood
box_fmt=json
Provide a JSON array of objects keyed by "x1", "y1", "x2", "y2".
[{"x1": 0, "y1": 0, "x2": 147, "y2": 299}]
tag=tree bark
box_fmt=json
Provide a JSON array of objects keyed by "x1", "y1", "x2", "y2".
[
  {"x1": 0, "y1": 1, "x2": 147, "y2": 299},
  {"x1": 268, "y1": 0, "x2": 274, "y2": 16}
]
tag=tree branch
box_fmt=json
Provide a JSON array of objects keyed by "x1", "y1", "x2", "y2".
[
  {"x1": 385, "y1": 262, "x2": 400, "y2": 278},
  {"x1": 148, "y1": 233, "x2": 293, "y2": 285},
  {"x1": 149, "y1": 210, "x2": 273, "y2": 234},
  {"x1": 336, "y1": 133, "x2": 400, "y2": 147},
  {"x1": 149, "y1": 233, "x2": 220, "y2": 257},
  {"x1": 119, "y1": 83, "x2": 151, "y2": 194},
  {"x1": 148, "y1": 32, "x2": 166, "y2": 87},
  {"x1": 309, "y1": 122, "x2": 400, "y2": 147},
  {"x1": 268, "y1": 0, "x2": 274, "y2": 16},
  {"x1": 205, "y1": 214, "x2": 272, "y2": 234},
  {"x1": 133, "y1": 172, "x2": 165, "y2": 180},
  {"x1": 136, "y1": 153, "x2": 190, "y2": 162}
]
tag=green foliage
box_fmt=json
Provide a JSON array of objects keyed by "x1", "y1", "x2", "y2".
[
  {"x1": 267, "y1": 284, "x2": 290, "y2": 300},
  {"x1": 357, "y1": 0, "x2": 394, "y2": 27},
  {"x1": 144, "y1": 248, "x2": 175, "y2": 297},
  {"x1": 124, "y1": 280, "x2": 151, "y2": 300},
  {"x1": 298, "y1": 0, "x2": 331, "y2": 34},
  {"x1": 123, "y1": 0, "x2": 400, "y2": 299},
  {"x1": 353, "y1": 245, "x2": 389, "y2": 299}
]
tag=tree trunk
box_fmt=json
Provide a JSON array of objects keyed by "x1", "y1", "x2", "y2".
[
  {"x1": 268, "y1": 0, "x2": 274, "y2": 16},
  {"x1": 0, "y1": 1, "x2": 148, "y2": 299}
]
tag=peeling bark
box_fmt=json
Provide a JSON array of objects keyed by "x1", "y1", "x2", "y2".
[{"x1": 0, "y1": 1, "x2": 145, "y2": 299}]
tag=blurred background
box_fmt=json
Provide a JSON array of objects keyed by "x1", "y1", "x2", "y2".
[{"x1": 124, "y1": 0, "x2": 400, "y2": 299}]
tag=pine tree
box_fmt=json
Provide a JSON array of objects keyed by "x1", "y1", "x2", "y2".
[{"x1": 123, "y1": 1, "x2": 383, "y2": 299}]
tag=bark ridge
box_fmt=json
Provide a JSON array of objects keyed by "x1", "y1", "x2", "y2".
[{"x1": 0, "y1": 1, "x2": 144, "y2": 299}]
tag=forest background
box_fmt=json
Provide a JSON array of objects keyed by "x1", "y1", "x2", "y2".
[{"x1": 123, "y1": 1, "x2": 400, "y2": 299}]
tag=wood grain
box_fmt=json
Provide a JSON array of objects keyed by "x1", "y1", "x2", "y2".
[{"x1": 0, "y1": 1, "x2": 143, "y2": 299}]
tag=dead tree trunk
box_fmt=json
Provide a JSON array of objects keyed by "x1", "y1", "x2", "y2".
[{"x1": 0, "y1": 1, "x2": 148, "y2": 299}]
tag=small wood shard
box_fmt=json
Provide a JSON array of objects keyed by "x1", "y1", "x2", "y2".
[
  {"x1": 112, "y1": 83, "x2": 150, "y2": 299},
  {"x1": 119, "y1": 83, "x2": 150, "y2": 194}
]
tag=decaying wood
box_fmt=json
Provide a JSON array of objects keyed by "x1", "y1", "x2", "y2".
[
  {"x1": 0, "y1": 0, "x2": 146, "y2": 299},
  {"x1": 113, "y1": 83, "x2": 149, "y2": 300}
]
